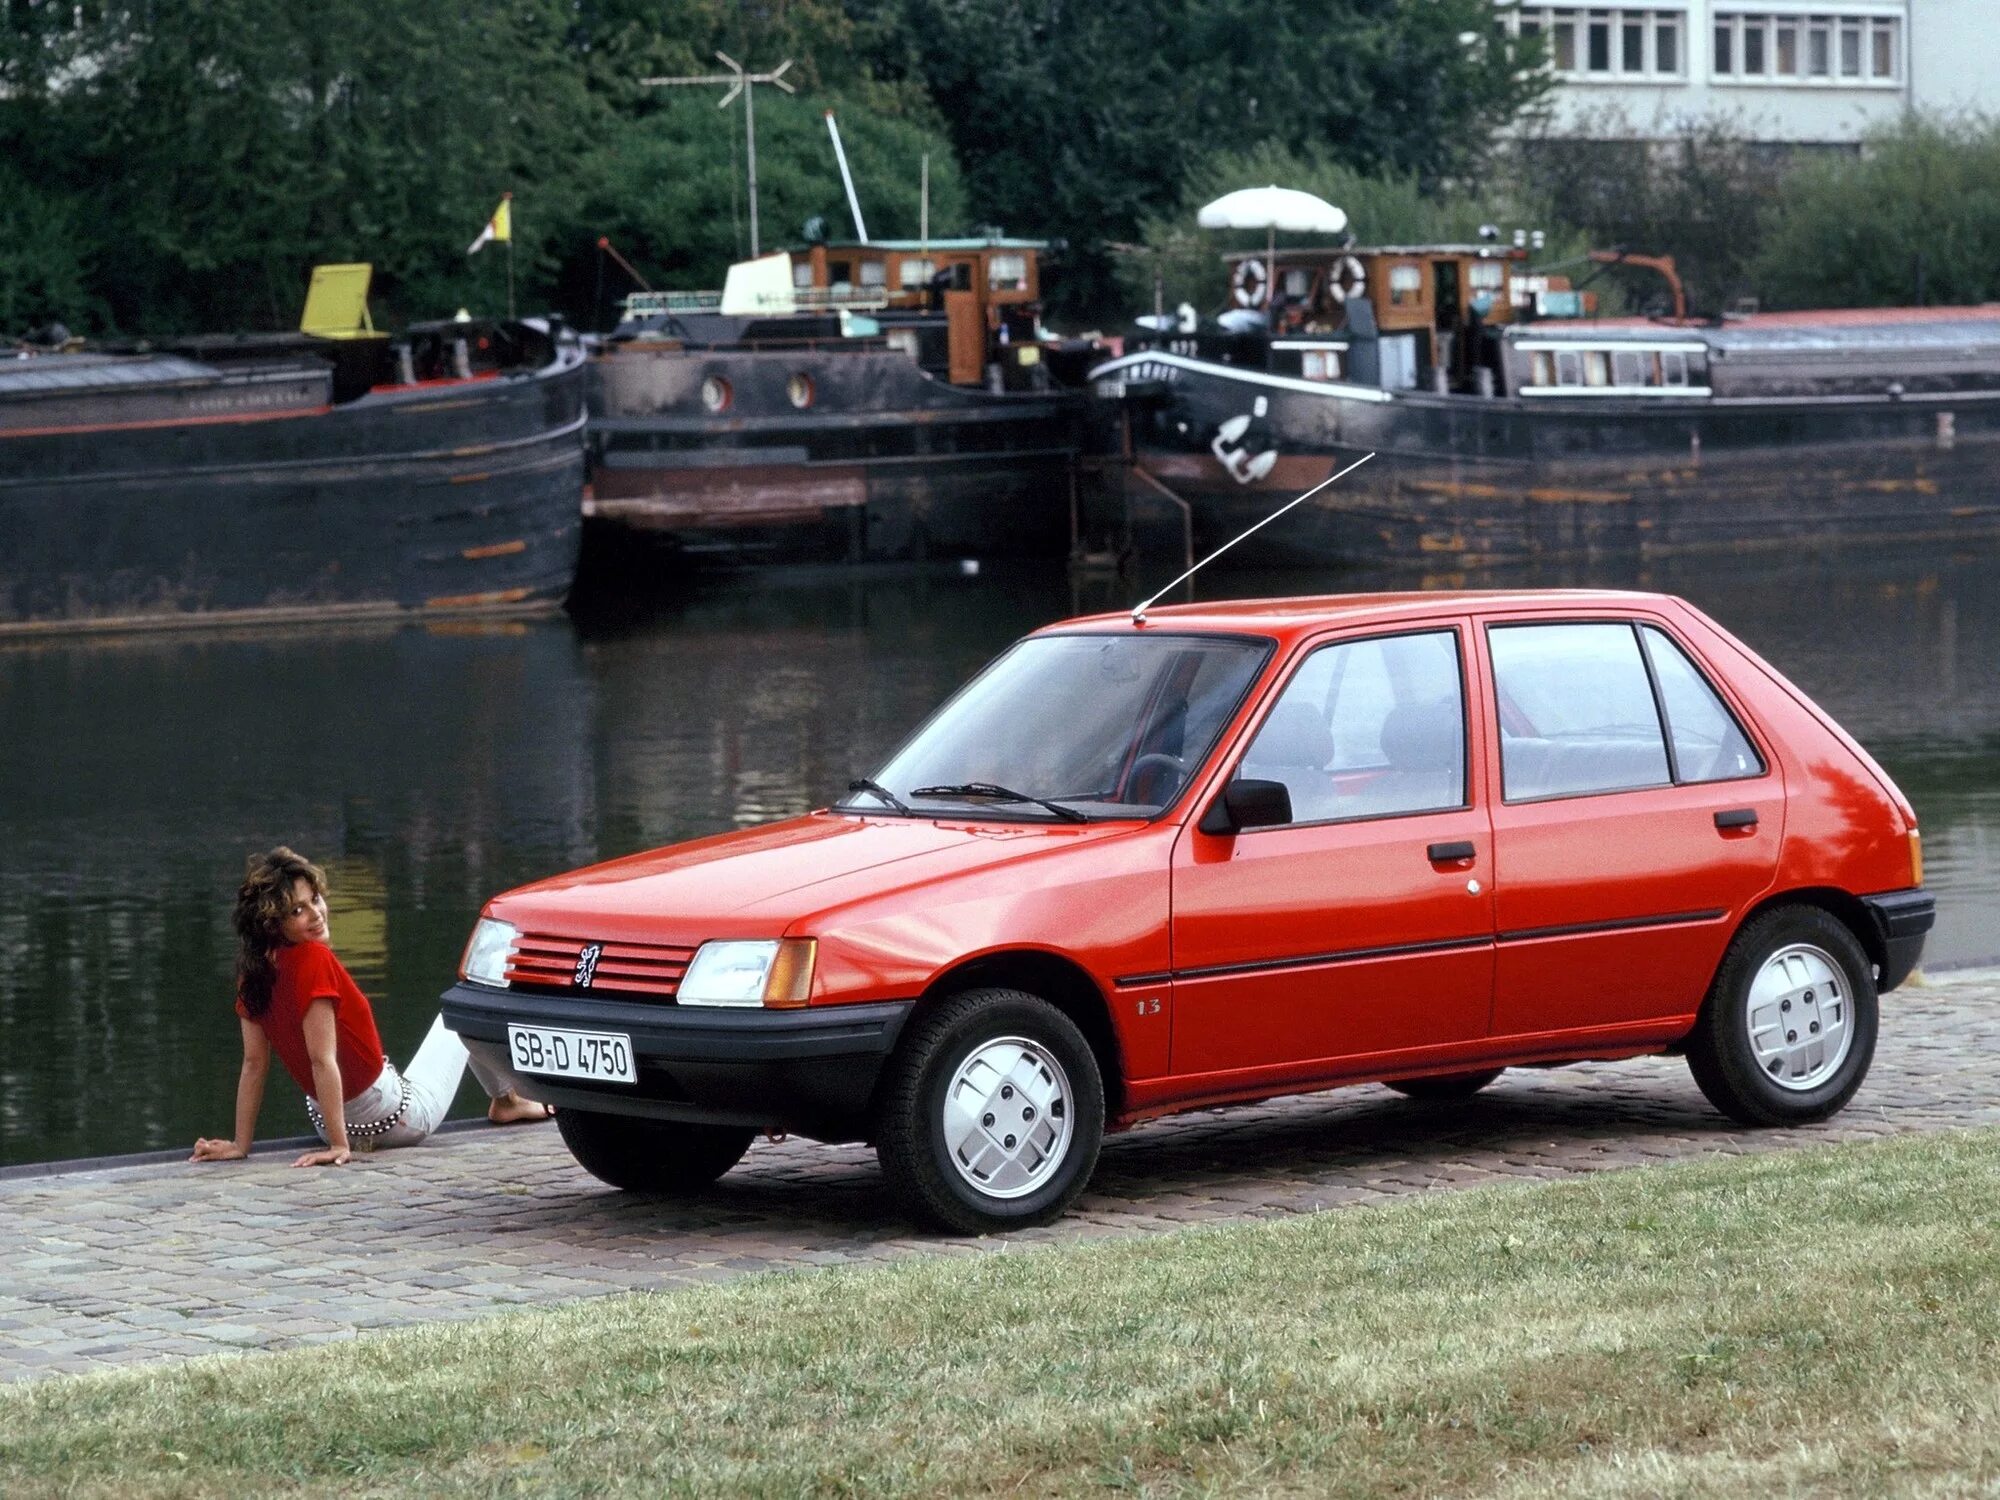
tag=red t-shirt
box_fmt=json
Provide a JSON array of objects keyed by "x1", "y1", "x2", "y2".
[{"x1": 236, "y1": 941, "x2": 387, "y2": 1102}]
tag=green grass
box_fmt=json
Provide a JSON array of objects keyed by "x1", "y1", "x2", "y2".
[{"x1": 5, "y1": 1129, "x2": 2000, "y2": 1498}]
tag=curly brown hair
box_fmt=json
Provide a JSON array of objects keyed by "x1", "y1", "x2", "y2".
[{"x1": 234, "y1": 847, "x2": 327, "y2": 1019}]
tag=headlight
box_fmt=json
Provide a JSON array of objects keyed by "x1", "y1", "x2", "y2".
[
  {"x1": 461, "y1": 917, "x2": 518, "y2": 988},
  {"x1": 679, "y1": 938, "x2": 816, "y2": 1008}
]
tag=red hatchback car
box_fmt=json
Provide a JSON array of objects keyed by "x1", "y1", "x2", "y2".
[{"x1": 442, "y1": 591, "x2": 1932, "y2": 1233}]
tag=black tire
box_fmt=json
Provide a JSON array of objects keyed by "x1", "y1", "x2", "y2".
[
  {"x1": 555, "y1": 1108, "x2": 754, "y2": 1194},
  {"x1": 1384, "y1": 1069, "x2": 1502, "y2": 1101},
  {"x1": 876, "y1": 987, "x2": 1105, "y2": 1235},
  {"x1": 1686, "y1": 905, "x2": 1877, "y2": 1126}
]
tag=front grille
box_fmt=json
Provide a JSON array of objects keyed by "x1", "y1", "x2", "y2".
[{"x1": 506, "y1": 932, "x2": 696, "y2": 1001}]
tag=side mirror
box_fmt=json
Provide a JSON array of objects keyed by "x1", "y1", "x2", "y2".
[{"x1": 1198, "y1": 778, "x2": 1293, "y2": 836}]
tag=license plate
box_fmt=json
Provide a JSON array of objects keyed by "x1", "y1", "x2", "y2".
[{"x1": 506, "y1": 1024, "x2": 636, "y2": 1084}]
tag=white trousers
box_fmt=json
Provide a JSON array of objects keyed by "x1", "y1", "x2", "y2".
[{"x1": 312, "y1": 1015, "x2": 509, "y2": 1149}]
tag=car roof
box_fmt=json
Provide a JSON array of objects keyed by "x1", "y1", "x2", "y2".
[{"x1": 1049, "y1": 590, "x2": 1682, "y2": 646}]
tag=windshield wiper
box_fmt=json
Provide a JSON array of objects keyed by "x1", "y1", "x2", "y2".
[
  {"x1": 910, "y1": 782, "x2": 1090, "y2": 823},
  {"x1": 845, "y1": 777, "x2": 912, "y2": 814}
]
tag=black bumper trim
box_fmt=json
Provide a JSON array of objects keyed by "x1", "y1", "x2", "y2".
[
  {"x1": 440, "y1": 982, "x2": 915, "y2": 1137},
  {"x1": 1861, "y1": 888, "x2": 1934, "y2": 993}
]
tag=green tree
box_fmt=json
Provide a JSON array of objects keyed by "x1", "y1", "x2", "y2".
[
  {"x1": 1753, "y1": 114, "x2": 2000, "y2": 310},
  {"x1": 860, "y1": 0, "x2": 1550, "y2": 316},
  {"x1": 1513, "y1": 116, "x2": 1786, "y2": 315}
]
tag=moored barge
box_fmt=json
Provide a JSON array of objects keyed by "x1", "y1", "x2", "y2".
[
  {"x1": 1, "y1": 292, "x2": 587, "y2": 635},
  {"x1": 586, "y1": 237, "x2": 1098, "y2": 565},
  {"x1": 1092, "y1": 239, "x2": 2000, "y2": 566}
]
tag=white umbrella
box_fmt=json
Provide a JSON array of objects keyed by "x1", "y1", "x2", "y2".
[{"x1": 1196, "y1": 185, "x2": 1348, "y2": 308}]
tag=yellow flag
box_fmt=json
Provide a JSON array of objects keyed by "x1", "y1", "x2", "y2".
[{"x1": 468, "y1": 197, "x2": 512, "y2": 255}]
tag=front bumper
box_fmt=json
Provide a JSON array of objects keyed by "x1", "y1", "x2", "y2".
[
  {"x1": 440, "y1": 981, "x2": 914, "y2": 1141},
  {"x1": 1861, "y1": 888, "x2": 1935, "y2": 993}
]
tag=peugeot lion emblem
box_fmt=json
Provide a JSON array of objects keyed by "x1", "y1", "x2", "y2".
[{"x1": 573, "y1": 941, "x2": 603, "y2": 989}]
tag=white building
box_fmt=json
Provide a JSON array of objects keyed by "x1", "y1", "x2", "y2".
[{"x1": 1504, "y1": 1, "x2": 1999, "y2": 144}]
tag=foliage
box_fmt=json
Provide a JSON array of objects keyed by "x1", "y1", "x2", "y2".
[
  {"x1": 866, "y1": 0, "x2": 1552, "y2": 318},
  {"x1": 0, "y1": 0, "x2": 1556, "y2": 334},
  {"x1": 1120, "y1": 140, "x2": 1590, "y2": 319},
  {"x1": 1754, "y1": 114, "x2": 2000, "y2": 310},
  {"x1": 1512, "y1": 114, "x2": 1789, "y2": 316}
]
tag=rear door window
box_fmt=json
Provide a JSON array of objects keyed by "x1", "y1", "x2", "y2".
[{"x1": 1489, "y1": 623, "x2": 1670, "y2": 800}]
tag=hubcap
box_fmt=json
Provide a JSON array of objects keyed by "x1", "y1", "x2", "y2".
[
  {"x1": 941, "y1": 1036, "x2": 1074, "y2": 1200},
  {"x1": 1745, "y1": 942, "x2": 1853, "y2": 1092}
]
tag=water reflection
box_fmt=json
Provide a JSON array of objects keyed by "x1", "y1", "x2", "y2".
[{"x1": 2, "y1": 545, "x2": 1995, "y2": 1164}]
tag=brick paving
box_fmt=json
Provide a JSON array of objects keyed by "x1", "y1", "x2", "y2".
[{"x1": 2, "y1": 969, "x2": 1995, "y2": 1384}]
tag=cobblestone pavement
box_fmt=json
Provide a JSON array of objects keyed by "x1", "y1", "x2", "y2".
[{"x1": 3, "y1": 971, "x2": 1995, "y2": 1384}]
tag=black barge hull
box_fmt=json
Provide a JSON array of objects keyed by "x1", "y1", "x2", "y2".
[
  {"x1": 0, "y1": 341, "x2": 587, "y2": 634},
  {"x1": 587, "y1": 345, "x2": 1082, "y2": 565},
  {"x1": 1093, "y1": 352, "x2": 2000, "y2": 567}
]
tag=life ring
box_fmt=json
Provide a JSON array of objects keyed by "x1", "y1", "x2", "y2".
[
  {"x1": 1328, "y1": 254, "x2": 1366, "y2": 305},
  {"x1": 1231, "y1": 258, "x2": 1267, "y2": 308}
]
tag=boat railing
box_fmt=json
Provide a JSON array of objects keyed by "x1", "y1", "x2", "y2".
[{"x1": 622, "y1": 287, "x2": 897, "y2": 319}]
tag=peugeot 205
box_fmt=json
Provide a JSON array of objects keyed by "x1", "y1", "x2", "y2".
[{"x1": 441, "y1": 591, "x2": 1933, "y2": 1233}]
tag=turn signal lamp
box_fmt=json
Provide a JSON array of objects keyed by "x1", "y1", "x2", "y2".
[{"x1": 1909, "y1": 828, "x2": 1924, "y2": 887}]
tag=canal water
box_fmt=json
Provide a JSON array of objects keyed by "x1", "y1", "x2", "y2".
[{"x1": 3, "y1": 542, "x2": 1995, "y2": 1166}]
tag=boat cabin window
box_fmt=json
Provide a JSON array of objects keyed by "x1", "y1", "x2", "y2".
[
  {"x1": 1469, "y1": 261, "x2": 1506, "y2": 294},
  {"x1": 1555, "y1": 351, "x2": 1583, "y2": 386},
  {"x1": 1527, "y1": 343, "x2": 1703, "y2": 392},
  {"x1": 1612, "y1": 350, "x2": 1645, "y2": 386},
  {"x1": 793, "y1": 262, "x2": 815, "y2": 289},
  {"x1": 1301, "y1": 350, "x2": 1343, "y2": 381},
  {"x1": 1661, "y1": 351, "x2": 1688, "y2": 386},
  {"x1": 829, "y1": 259, "x2": 853, "y2": 289},
  {"x1": 1585, "y1": 351, "x2": 1611, "y2": 387},
  {"x1": 859, "y1": 261, "x2": 887, "y2": 288},
  {"x1": 988, "y1": 254, "x2": 1028, "y2": 292},
  {"x1": 898, "y1": 258, "x2": 936, "y2": 289},
  {"x1": 941, "y1": 262, "x2": 974, "y2": 292},
  {"x1": 1532, "y1": 351, "x2": 1555, "y2": 387},
  {"x1": 1281, "y1": 266, "x2": 1312, "y2": 298},
  {"x1": 1388, "y1": 264, "x2": 1424, "y2": 308}
]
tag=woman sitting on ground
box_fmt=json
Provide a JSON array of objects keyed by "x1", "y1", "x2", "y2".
[{"x1": 192, "y1": 846, "x2": 550, "y2": 1168}]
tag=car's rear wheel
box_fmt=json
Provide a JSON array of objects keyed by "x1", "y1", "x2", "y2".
[
  {"x1": 555, "y1": 1108, "x2": 754, "y2": 1193},
  {"x1": 1686, "y1": 905, "x2": 1877, "y2": 1126},
  {"x1": 1384, "y1": 1069, "x2": 1502, "y2": 1101},
  {"x1": 876, "y1": 987, "x2": 1105, "y2": 1234}
]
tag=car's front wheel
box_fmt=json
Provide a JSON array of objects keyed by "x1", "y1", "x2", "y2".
[
  {"x1": 1686, "y1": 905, "x2": 1878, "y2": 1126},
  {"x1": 555, "y1": 1108, "x2": 754, "y2": 1193},
  {"x1": 876, "y1": 987, "x2": 1105, "y2": 1234}
]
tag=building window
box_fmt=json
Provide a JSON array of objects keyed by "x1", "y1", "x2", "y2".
[
  {"x1": 1515, "y1": 7, "x2": 1687, "y2": 79},
  {"x1": 1712, "y1": 12, "x2": 1898, "y2": 84}
]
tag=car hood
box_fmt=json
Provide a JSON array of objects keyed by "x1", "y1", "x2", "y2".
[{"x1": 486, "y1": 812, "x2": 1139, "y2": 943}]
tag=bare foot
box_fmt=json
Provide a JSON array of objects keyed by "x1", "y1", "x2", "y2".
[{"x1": 488, "y1": 1091, "x2": 555, "y2": 1125}]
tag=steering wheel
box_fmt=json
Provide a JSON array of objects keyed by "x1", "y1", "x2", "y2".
[{"x1": 1127, "y1": 752, "x2": 1188, "y2": 804}]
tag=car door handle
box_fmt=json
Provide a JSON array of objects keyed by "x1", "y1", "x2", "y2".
[
  {"x1": 1714, "y1": 809, "x2": 1758, "y2": 830},
  {"x1": 1427, "y1": 840, "x2": 1477, "y2": 863}
]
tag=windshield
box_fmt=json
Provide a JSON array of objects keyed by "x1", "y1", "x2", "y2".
[{"x1": 841, "y1": 632, "x2": 1270, "y2": 820}]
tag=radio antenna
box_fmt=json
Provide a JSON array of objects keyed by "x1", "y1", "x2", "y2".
[{"x1": 1130, "y1": 452, "x2": 1375, "y2": 623}]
